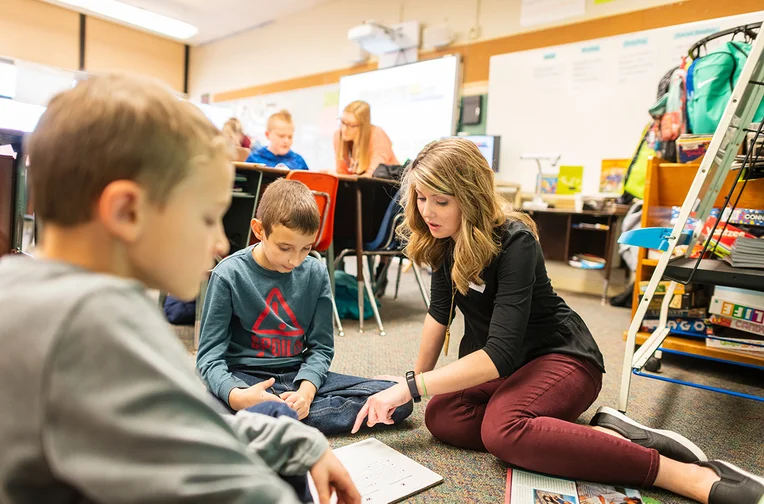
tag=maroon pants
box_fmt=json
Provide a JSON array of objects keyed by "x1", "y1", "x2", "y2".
[{"x1": 425, "y1": 353, "x2": 660, "y2": 487}]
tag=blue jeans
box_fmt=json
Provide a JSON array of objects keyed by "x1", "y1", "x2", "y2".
[
  {"x1": 234, "y1": 369, "x2": 414, "y2": 435},
  {"x1": 249, "y1": 401, "x2": 312, "y2": 503}
]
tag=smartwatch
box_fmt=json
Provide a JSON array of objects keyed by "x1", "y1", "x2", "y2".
[{"x1": 405, "y1": 371, "x2": 421, "y2": 403}]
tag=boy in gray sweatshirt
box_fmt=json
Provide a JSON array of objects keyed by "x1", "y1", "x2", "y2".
[
  {"x1": 0, "y1": 74, "x2": 359, "y2": 504},
  {"x1": 196, "y1": 179, "x2": 412, "y2": 434}
]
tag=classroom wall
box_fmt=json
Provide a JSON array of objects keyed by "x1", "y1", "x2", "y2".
[
  {"x1": 189, "y1": 0, "x2": 683, "y2": 101},
  {"x1": 85, "y1": 17, "x2": 186, "y2": 93},
  {"x1": 0, "y1": 0, "x2": 186, "y2": 92},
  {"x1": 0, "y1": 0, "x2": 80, "y2": 70}
]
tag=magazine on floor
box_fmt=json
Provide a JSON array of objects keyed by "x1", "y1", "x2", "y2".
[
  {"x1": 309, "y1": 438, "x2": 443, "y2": 504},
  {"x1": 505, "y1": 468, "x2": 644, "y2": 504}
]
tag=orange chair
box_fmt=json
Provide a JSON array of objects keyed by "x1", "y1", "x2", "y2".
[{"x1": 286, "y1": 171, "x2": 344, "y2": 337}]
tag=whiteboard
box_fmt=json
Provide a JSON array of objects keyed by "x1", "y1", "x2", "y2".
[
  {"x1": 220, "y1": 83, "x2": 340, "y2": 170},
  {"x1": 487, "y1": 11, "x2": 764, "y2": 194},
  {"x1": 339, "y1": 55, "x2": 461, "y2": 164}
]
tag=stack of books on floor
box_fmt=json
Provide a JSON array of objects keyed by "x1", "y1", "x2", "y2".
[
  {"x1": 639, "y1": 281, "x2": 709, "y2": 337},
  {"x1": 724, "y1": 236, "x2": 764, "y2": 268},
  {"x1": 568, "y1": 254, "x2": 605, "y2": 270},
  {"x1": 706, "y1": 286, "x2": 764, "y2": 356},
  {"x1": 505, "y1": 468, "x2": 651, "y2": 504}
]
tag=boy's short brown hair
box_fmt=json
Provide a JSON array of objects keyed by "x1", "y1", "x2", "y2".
[
  {"x1": 256, "y1": 179, "x2": 319, "y2": 236},
  {"x1": 28, "y1": 74, "x2": 229, "y2": 226},
  {"x1": 266, "y1": 110, "x2": 293, "y2": 131}
]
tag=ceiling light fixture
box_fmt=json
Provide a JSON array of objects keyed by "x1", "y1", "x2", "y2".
[{"x1": 55, "y1": 0, "x2": 198, "y2": 40}]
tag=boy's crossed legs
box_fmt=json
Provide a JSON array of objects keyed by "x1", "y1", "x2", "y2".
[{"x1": 233, "y1": 369, "x2": 413, "y2": 435}]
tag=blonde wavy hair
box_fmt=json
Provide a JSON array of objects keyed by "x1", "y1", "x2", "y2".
[
  {"x1": 399, "y1": 138, "x2": 538, "y2": 295},
  {"x1": 337, "y1": 100, "x2": 372, "y2": 174}
]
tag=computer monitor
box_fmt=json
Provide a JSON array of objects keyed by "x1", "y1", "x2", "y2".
[{"x1": 458, "y1": 135, "x2": 500, "y2": 172}]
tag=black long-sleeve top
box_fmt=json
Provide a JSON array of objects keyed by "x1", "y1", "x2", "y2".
[{"x1": 428, "y1": 219, "x2": 606, "y2": 377}]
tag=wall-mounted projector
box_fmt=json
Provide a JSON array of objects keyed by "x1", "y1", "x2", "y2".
[{"x1": 348, "y1": 21, "x2": 420, "y2": 56}]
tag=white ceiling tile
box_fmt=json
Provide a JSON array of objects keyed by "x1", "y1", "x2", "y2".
[{"x1": 43, "y1": 0, "x2": 332, "y2": 44}]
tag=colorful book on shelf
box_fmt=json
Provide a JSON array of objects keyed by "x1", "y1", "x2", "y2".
[
  {"x1": 638, "y1": 281, "x2": 688, "y2": 295},
  {"x1": 706, "y1": 328, "x2": 764, "y2": 353},
  {"x1": 505, "y1": 468, "x2": 643, "y2": 504},
  {"x1": 708, "y1": 314, "x2": 764, "y2": 337},
  {"x1": 568, "y1": 254, "x2": 605, "y2": 270},
  {"x1": 572, "y1": 222, "x2": 610, "y2": 230},
  {"x1": 706, "y1": 323, "x2": 764, "y2": 353},
  {"x1": 641, "y1": 318, "x2": 708, "y2": 336},
  {"x1": 716, "y1": 207, "x2": 764, "y2": 227},
  {"x1": 639, "y1": 292, "x2": 706, "y2": 310},
  {"x1": 541, "y1": 174, "x2": 558, "y2": 194},
  {"x1": 713, "y1": 286, "x2": 764, "y2": 309},
  {"x1": 709, "y1": 298, "x2": 764, "y2": 325},
  {"x1": 555, "y1": 166, "x2": 584, "y2": 195},
  {"x1": 644, "y1": 307, "x2": 707, "y2": 319},
  {"x1": 699, "y1": 217, "x2": 756, "y2": 258},
  {"x1": 724, "y1": 236, "x2": 764, "y2": 269},
  {"x1": 599, "y1": 159, "x2": 628, "y2": 193}
]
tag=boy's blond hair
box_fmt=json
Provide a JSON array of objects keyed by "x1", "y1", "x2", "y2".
[
  {"x1": 266, "y1": 110, "x2": 293, "y2": 132},
  {"x1": 256, "y1": 179, "x2": 319, "y2": 236},
  {"x1": 27, "y1": 74, "x2": 229, "y2": 226}
]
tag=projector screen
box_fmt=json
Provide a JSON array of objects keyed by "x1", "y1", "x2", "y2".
[{"x1": 338, "y1": 55, "x2": 461, "y2": 164}]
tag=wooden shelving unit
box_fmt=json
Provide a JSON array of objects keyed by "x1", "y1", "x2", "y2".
[{"x1": 625, "y1": 156, "x2": 764, "y2": 368}]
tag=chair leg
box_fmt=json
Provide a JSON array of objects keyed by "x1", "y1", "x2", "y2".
[
  {"x1": 312, "y1": 249, "x2": 344, "y2": 336},
  {"x1": 362, "y1": 259, "x2": 386, "y2": 336},
  {"x1": 331, "y1": 296, "x2": 345, "y2": 337},
  {"x1": 394, "y1": 256, "x2": 403, "y2": 299},
  {"x1": 412, "y1": 262, "x2": 430, "y2": 309},
  {"x1": 327, "y1": 241, "x2": 336, "y2": 298}
]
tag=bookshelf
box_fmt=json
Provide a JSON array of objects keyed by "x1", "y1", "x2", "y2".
[{"x1": 626, "y1": 156, "x2": 764, "y2": 369}]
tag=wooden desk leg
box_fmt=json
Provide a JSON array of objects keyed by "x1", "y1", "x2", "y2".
[
  {"x1": 602, "y1": 215, "x2": 617, "y2": 305},
  {"x1": 355, "y1": 186, "x2": 365, "y2": 333}
]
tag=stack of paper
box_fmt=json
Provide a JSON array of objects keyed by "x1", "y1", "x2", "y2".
[
  {"x1": 725, "y1": 237, "x2": 764, "y2": 269},
  {"x1": 309, "y1": 438, "x2": 443, "y2": 504}
]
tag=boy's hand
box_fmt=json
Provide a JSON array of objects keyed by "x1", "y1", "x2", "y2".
[
  {"x1": 280, "y1": 381, "x2": 317, "y2": 420},
  {"x1": 310, "y1": 448, "x2": 361, "y2": 504},
  {"x1": 228, "y1": 377, "x2": 284, "y2": 411}
]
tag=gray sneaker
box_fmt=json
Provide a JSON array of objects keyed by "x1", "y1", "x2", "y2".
[
  {"x1": 590, "y1": 406, "x2": 707, "y2": 463},
  {"x1": 700, "y1": 460, "x2": 764, "y2": 504}
]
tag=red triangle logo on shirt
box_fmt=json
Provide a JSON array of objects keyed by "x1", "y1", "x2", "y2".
[{"x1": 251, "y1": 287, "x2": 304, "y2": 337}]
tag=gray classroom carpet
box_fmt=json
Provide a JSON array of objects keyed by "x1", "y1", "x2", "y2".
[{"x1": 174, "y1": 264, "x2": 764, "y2": 504}]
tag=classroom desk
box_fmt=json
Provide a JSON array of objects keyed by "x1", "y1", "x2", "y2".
[
  {"x1": 233, "y1": 163, "x2": 399, "y2": 332},
  {"x1": 0, "y1": 128, "x2": 26, "y2": 256},
  {"x1": 524, "y1": 206, "x2": 629, "y2": 303}
]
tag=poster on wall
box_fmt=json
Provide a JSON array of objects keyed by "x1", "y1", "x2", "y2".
[{"x1": 520, "y1": 0, "x2": 585, "y2": 27}]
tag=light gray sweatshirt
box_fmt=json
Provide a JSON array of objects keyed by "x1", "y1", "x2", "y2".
[{"x1": 0, "y1": 256, "x2": 328, "y2": 504}]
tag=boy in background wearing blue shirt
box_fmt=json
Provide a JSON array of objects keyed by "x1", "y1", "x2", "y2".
[
  {"x1": 246, "y1": 110, "x2": 309, "y2": 170},
  {"x1": 197, "y1": 179, "x2": 413, "y2": 434}
]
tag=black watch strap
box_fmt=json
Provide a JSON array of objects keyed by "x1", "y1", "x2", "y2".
[{"x1": 405, "y1": 371, "x2": 421, "y2": 403}]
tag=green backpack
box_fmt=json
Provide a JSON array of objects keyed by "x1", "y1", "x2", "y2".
[{"x1": 687, "y1": 41, "x2": 764, "y2": 134}]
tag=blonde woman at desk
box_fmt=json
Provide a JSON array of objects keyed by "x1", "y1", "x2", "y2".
[
  {"x1": 352, "y1": 138, "x2": 764, "y2": 504},
  {"x1": 333, "y1": 100, "x2": 398, "y2": 176}
]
